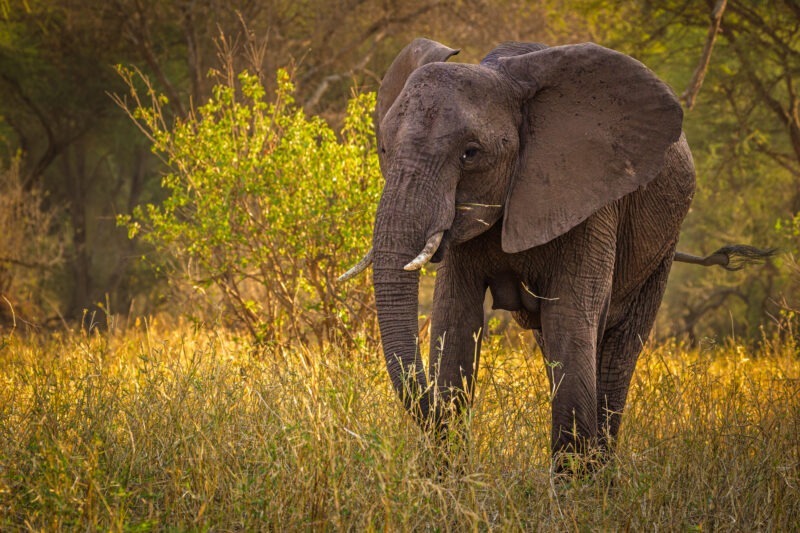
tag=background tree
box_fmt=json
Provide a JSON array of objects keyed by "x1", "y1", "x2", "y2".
[
  {"x1": 538, "y1": 0, "x2": 795, "y2": 339},
  {"x1": 0, "y1": 0, "x2": 793, "y2": 341},
  {"x1": 0, "y1": 0, "x2": 569, "y2": 327}
]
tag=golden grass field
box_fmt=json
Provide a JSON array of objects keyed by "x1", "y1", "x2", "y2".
[{"x1": 1, "y1": 319, "x2": 799, "y2": 531}]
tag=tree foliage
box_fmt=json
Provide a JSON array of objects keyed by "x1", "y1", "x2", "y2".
[
  {"x1": 1, "y1": 0, "x2": 798, "y2": 341},
  {"x1": 606, "y1": 0, "x2": 799, "y2": 339}
]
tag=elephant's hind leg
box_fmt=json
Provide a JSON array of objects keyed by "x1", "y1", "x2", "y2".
[{"x1": 596, "y1": 253, "x2": 674, "y2": 453}]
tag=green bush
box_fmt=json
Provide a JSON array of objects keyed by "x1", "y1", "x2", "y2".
[{"x1": 118, "y1": 69, "x2": 380, "y2": 345}]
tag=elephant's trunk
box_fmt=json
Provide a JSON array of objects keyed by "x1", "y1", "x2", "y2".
[
  {"x1": 371, "y1": 177, "x2": 449, "y2": 425},
  {"x1": 372, "y1": 221, "x2": 434, "y2": 421},
  {"x1": 372, "y1": 259, "x2": 430, "y2": 421}
]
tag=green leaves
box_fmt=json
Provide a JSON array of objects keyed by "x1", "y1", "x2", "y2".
[{"x1": 120, "y1": 69, "x2": 381, "y2": 344}]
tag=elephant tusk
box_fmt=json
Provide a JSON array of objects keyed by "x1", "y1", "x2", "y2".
[
  {"x1": 404, "y1": 231, "x2": 444, "y2": 271},
  {"x1": 337, "y1": 248, "x2": 373, "y2": 282}
]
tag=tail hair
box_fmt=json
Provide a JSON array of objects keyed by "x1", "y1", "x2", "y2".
[{"x1": 674, "y1": 245, "x2": 777, "y2": 271}]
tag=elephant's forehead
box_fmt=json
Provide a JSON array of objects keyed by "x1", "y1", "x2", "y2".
[
  {"x1": 402, "y1": 63, "x2": 494, "y2": 103},
  {"x1": 388, "y1": 63, "x2": 496, "y2": 133}
]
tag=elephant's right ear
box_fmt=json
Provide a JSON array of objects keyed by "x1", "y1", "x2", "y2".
[{"x1": 376, "y1": 38, "x2": 459, "y2": 131}]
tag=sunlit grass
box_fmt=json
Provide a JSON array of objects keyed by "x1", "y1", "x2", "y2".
[{"x1": 1, "y1": 321, "x2": 798, "y2": 530}]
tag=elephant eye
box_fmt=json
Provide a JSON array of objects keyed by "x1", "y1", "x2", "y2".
[{"x1": 460, "y1": 146, "x2": 480, "y2": 164}]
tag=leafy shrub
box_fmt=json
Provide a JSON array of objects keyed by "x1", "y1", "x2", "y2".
[
  {"x1": 0, "y1": 156, "x2": 63, "y2": 328},
  {"x1": 117, "y1": 69, "x2": 380, "y2": 346}
]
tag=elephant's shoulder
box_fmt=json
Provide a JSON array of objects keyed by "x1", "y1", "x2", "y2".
[{"x1": 664, "y1": 133, "x2": 696, "y2": 195}]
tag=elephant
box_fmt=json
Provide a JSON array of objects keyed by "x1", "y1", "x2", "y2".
[{"x1": 339, "y1": 38, "x2": 774, "y2": 470}]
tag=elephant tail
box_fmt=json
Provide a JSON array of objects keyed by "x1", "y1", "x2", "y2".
[{"x1": 673, "y1": 245, "x2": 777, "y2": 271}]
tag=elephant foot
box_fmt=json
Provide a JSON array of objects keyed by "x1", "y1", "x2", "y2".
[
  {"x1": 548, "y1": 455, "x2": 619, "y2": 510},
  {"x1": 550, "y1": 435, "x2": 615, "y2": 478},
  {"x1": 419, "y1": 416, "x2": 471, "y2": 479}
]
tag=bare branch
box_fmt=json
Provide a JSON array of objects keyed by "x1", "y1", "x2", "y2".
[
  {"x1": 299, "y1": 1, "x2": 438, "y2": 84},
  {"x1": 681, "y1": 0, "x2": 727, "y2": 110},
  {"x1": 0, "y1": 72, "x2": 61, "y2": 187},
  {"x1": 113, "y1": 0, "x2": 188, "y2": 119},
  {"x1": 722, "y1": 11, "x2": 800, "y2": 165},
  {"x1": 679, "y1": 287, "x2": 748, "y2": 338},
  {"x1": 0, "y1": 257, "x2": 58, "y2": 271},
  {"x1": 727, "y1": 2, "x2": 799, "y2": 59},
  {"x1": 305, "y1": 35, "x2": 382, "y2": 110}
]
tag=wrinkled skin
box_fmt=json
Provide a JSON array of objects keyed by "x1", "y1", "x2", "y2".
[{"x1": 369, "y1": 39, "x2": 694, "y2": 467}]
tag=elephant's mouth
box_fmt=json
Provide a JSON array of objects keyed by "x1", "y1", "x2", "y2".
[
  {"x1": 447, "y1": 202, "x2": 504, "y2": 245},
  {"x1": 430, "y1": 232, "x2": 449, "y2": 263},
  {"x1": 430, "y1": 202, "x2": 503, "y2": 264},
  {"x1": 403, "y1": 230, "x2": 446, "y2": 271},
  {"x1": 337, "y1": 203, "x2": 501, "y2": 281}
]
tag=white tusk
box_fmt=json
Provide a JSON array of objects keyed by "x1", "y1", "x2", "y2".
[
  {"x1": 337, "y1": 249, "x2": 373, "y2": 282},
  {"x1": 403, "y1": 232, "x2": 444, "y2": 271}
]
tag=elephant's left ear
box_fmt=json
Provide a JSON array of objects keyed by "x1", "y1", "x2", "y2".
[
  {"x1": 497, "y1": 43, "x2": 683, "y2": 253},
  {"x1": 376, "y1": 38, "x2": 459, "y2": 133}
]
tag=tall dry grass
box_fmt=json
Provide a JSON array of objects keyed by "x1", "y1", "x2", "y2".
[{"x1": 0, "y1": 321, "x2": 798, "y2": 530}]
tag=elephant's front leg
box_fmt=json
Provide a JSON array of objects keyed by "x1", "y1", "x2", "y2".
[{"x1": 428, "y1": 256, "x2": 487, "y2": 427}]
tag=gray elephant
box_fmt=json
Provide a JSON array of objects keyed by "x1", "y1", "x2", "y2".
[{"x1": 340, "y1": 39, "x2": 772, "y2": 470}]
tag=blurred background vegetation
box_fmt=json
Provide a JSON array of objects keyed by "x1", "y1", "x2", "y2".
[{"x1": 0, "y1": 0, "x2": 797, "y2": 342}]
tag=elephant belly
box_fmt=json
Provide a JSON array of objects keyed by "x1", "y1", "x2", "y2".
[
  {"x1": 488, "y1": 271, "x2": 542, "y2": 330},
  {"x1": 511, "y1": 309, "x2": 541, "y2": 330}
]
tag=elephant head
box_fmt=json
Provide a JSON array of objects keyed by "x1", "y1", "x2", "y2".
[{"x1": 367, "y1": 38, "x2": 682, "y2": 424}]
